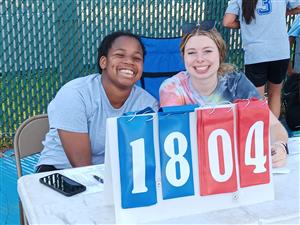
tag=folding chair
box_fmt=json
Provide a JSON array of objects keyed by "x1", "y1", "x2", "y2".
[
  {"x1": 140, "y1": 37, "x2": 185, "y2": 100},
  {"x1": 13, "y1": 114, "x2": 49, "y2": 225}
]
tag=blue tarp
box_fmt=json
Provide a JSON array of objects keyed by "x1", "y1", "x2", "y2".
[{"x1": 0, "y1": 150, "x2": 39, "y2": 225}]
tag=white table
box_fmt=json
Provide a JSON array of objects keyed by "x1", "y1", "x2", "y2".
[{"x1": 18, "y1": 155, "x2": 300, "y2": 224}]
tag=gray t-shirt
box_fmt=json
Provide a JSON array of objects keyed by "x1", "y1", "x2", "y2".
[
  {"x1": 37, "y1": 73, "x2": 158, "y2": 169},
  {"x1": 226, "y1": 0, "x2": 300, "y2": 64}
]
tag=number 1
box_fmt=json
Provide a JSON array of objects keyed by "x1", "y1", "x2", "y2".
[{"x1": 130, "y1": 138, "x2": 148, "y2": 193}]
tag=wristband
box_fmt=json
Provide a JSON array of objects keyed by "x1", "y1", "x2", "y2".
[
  {"x1": 273, "y1": 141, "x2": 289, "y2": 154},
  {"x1": 281, "y1": 142, "x2": 289, "y2": 154}
]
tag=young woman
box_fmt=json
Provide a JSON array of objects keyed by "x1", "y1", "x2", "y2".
[
  {"x1": 159, "y1": 25, "x2": 288, "y2": 167},
  {"x1": 223, "y1": 0, "x2": 300, "y2": 118},
  {"x1": 36, "y1": 31, "x2": 158, "y2": 172}
]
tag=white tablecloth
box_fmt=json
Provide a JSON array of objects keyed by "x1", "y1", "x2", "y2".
[{"x1": 18, "y1": 154, "x2": 299, "y2": 224}]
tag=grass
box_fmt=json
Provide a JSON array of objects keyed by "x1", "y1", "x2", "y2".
[
  {"x1": 0, "y1": 137, "x2": 13, "y2": 153},
  {"x1": 1, "y1": 70, "x2": 63, "y2": 152}
]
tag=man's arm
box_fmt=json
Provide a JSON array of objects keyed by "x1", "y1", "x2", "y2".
[
  {"x1": 58, "y1": 129, "x2": 92, "y2": 167},
  {"x1": 223, "y1": 13, "x2": 240, "y2": 29},
  {"x1": 287, "y1": 6, "x2": 300, "y2": 16}
]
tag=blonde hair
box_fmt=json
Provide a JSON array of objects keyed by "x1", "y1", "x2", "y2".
[{"x1": 180, "y1": 28, "x2": 236, "y2": 75}]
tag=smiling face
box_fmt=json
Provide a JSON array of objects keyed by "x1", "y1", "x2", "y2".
[
  {"x1": 183, "y1": 35, "x2": 220, "y2": 82},
  {"x1": 100, "y1": 36, "x2": 143, "y2": 90}
]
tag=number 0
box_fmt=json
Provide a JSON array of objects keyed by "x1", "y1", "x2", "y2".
[{"x1": 208, "y1": 129, "x2": 233, "y2": 182}]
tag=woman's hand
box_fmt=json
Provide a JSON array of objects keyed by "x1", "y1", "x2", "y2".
[
  {"x1": 271, "y1": 141, "x2": 288, "y2": 168},
  {"x1": 269, "y1": 111, "x2": 288, "y2": 168}
]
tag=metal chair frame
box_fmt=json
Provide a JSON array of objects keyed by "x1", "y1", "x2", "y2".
[{"x1": 13, "y1": 114, "x2": 49, "y2": 225}]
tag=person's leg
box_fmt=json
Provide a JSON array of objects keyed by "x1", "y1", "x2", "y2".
[
  {"x1": 267, "y1": 59, "x2": 289, "y2": 118},
  {"x1": 256, "y1": 85, "x2": 265, "y2": 97},
  {"x1": 288, "y1": 36, "x2": 296, "y2": 75},
  {"x1": 245, "y1": 62, "x2": 268, "y2": 98},
  {"x1": 267, "y1": 82, "x2": 283, "y2": 118}
]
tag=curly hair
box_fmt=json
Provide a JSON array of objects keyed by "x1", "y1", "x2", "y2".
[{"x1": 97, "y1": 31, "x2": 146, "y2": 73}]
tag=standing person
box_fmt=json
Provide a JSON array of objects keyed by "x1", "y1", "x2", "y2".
[
  {"x1": 36, "y1": 31, "x2": 158, "y2": 172},
  {"x1": 159, "y1": 22, "x2": 288, "y2": 167},
  {"x1": 288, "y1": 15, "x2": 300, "y2": 75},
  {"x1": 283, "y1": 72, "x2": 300, "y2": 131},
  {"x1": 223, "y1": 0, "x2": 300, "y2": 118}
]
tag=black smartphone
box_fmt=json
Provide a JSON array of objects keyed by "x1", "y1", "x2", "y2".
[{"x1": 39, "y1": 173, "x2": 86, "y2": 197}]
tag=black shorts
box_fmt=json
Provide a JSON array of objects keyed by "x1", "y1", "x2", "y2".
[{"x1": 245, "y1": 59, "x2": 289, "y2": 87}]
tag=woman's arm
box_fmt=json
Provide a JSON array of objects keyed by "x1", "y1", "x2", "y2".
[
  {"x1": 159, "y1": 76, "x2": 186, "y2": 107},
  {"x1": 269, "y1": 112, "x2": 288, "y2": 168},
  {"x1": 58, "y1": 129, "x2": 92, "y2": 167},
  {"x1": 223, "y1": 13, "x2": 240, "y2": 29},
  {"x1": 160, "y1": 91, "x2": 185, "y2": 107}
]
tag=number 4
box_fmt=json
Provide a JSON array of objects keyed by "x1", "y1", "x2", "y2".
[{"x1": 244, "y1": 121, "x2": 267, "y2": 173}]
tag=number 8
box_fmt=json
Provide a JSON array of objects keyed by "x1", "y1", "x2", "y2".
[{"x1": 164, "y1": 132, "x2": 190, "y2": 187}]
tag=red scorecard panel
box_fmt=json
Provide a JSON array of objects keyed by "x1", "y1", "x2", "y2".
[
  {"x1": 197, "y1": 107, "x2": 238, "y2": 196},
  {"x1": 236, "y1": 100, "x2": 270, "y2": 187}
]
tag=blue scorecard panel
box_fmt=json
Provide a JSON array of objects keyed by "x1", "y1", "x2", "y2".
[
  {"x1": 158, "y1": 111, "x2": 194, "y2": 200},
  {"x1": 141, "y1": 37, "x2": 185, "y2": 100},
  {"x1": 117, "y1": 115, "x2": 157, "y2": 208}
]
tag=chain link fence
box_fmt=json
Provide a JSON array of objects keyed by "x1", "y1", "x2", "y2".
[{"x1": 0, "y1": 0, "x2": 297, "y2": 148}]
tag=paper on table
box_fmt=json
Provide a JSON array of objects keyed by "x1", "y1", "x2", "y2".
[
  {"x1": 62, "y1": 166, "x2": 104, "y2": 194},
  {"x1": 272, "y1": 167, "x2": 290, "y2": 174}
]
